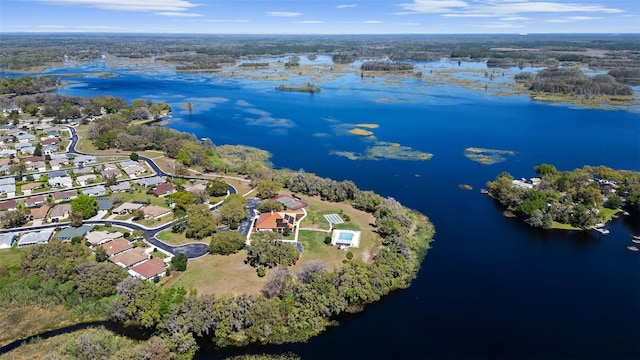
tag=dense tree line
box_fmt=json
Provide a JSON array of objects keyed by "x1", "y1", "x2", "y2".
[
  {"x1": 0, "y1": 76, "x2": 57, "y2": 96},
  {"x1": 518, "y1": 67, "x2": 633, "y2": 96},
  {"x1": 487, "y1": 164, "x2": 640, "y2": 229},
  {"x1": 360, "y1": 61, "x2": 414, "y2": 72}
]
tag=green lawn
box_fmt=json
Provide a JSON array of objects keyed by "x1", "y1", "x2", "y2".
[
  {"x1": 150, "y1": 250, "x2": 168, "y2": 259},
  {"x1": 297, "y1": 230, "x2": 331, "y2": 258},
  {"x1": 156, "y1": 229, "x2": 208, "y2": 246},
  {"x1": 551, "y1": 221, "x2": 582, "y2": 230},
  {"x1": 0, "y1": 247, "x2": 24, "y2": 277},
  {"x1": 111, "y1": 184, "x2": 169, "y2": 208},
  {"x1": 600, "y1": 207, "x2": 620, "y2": 222}
]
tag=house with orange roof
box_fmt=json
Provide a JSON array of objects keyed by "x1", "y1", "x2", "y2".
[
  {"x1": 100, "y1": 237, "x2": 133, "y2": 257},
  {"x1": 254, "y1": 211, "x2": 296, "y2": 232}
]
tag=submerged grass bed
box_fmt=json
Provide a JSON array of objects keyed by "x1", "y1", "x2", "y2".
[{"x1": 332, "y1": 142, "x2": 433, "y2": 161}]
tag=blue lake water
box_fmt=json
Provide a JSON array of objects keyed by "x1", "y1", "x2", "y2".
[{"x1": 33, "y1": 59, "x2": 640, "y2": 358}]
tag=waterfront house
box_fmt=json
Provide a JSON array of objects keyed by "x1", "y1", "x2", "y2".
[{"x1": 254, "y1": 211, "x2": 295, "y2": 232}]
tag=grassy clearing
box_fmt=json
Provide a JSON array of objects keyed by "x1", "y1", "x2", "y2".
[
  {"x1": 161, "y1": 251, "x2": 267, "y2": 296},
  {"x1": 551, "y1": 221, "x2": 582, "y2": 230},
  {"x1": 156, "y1": 230, "x2": 208, "y2": 246},
  {"x1": 112, "y1": 184, "x2": 169, "y2": 208},
  {"x1": 150, "y1": 250, "x2": 168, "y2": 259},
  {"x1": 600, "y1": 207, "x2": 620, "y2": 222},
  {"x1": 0, "y1": 247, "x2": 23, "y2": 277}
]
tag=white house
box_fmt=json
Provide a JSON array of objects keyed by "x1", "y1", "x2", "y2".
[{"x1": 82, "y1": 185, "x2": 106, "y2": 197}]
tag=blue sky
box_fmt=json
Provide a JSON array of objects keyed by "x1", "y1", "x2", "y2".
[{"x1": 1, "y1": 0, "x2": 638, "y2": 34}]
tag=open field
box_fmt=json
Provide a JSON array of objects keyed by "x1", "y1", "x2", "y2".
[{"x1": 161, "y1": 251, "x2": 267, "y2": 296}]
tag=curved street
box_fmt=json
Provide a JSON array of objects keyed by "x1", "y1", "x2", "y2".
[{"x1": 5, "y1": 126, "x2": 249, "y2": 259}]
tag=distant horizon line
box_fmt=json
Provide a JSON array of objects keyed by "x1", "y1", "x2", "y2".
[{"x1": 1, "y1": 31, "x2": 638, "y2": 36}]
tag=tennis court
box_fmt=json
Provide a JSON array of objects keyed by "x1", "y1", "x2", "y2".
[{"x1": 323, "y1": 213, "x2": 344, "y2": 224}]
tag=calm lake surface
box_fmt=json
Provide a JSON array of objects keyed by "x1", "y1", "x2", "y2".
[{"x1": 43, "y1": 57, "x2": 640, "y2": 359}]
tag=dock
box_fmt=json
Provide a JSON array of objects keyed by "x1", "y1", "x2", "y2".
[{"x1": 591, "y1": 226, "x2": 610, "y2": 235}]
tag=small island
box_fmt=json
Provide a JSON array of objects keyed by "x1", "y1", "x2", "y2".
[
  {"x1": 486, "y1": 163, "x2": 640, "y2": 231},
  {"x1": 275, "y1": 82, "x2": 321, "y2": 93}
]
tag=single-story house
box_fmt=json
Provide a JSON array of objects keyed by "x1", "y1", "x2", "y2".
[
  {"x1": 0, "y1": 124, "x2": 16, "y2": 131},
  {"x1": 76, "y1": 174, "x2": 97, "y2": 186},
  {"x1": 53, "y1": 190, "x2": 77, "y2": 202},
  {"x1": 110, "y1": 181, "x2": 131, "y2": 193},
  {"x1": 45, "y1": 129, "x2": 60, "y2": 138},
  {"x1": 96, "y1": 197, "x2": 114, "y2": 211},
  {"x1": 13, "y1": 142, "x2": 32, "y2": 151},
  {"x1": 0, "y1": 165, "x2": 9, "y2": 175},
  {"x1": 135, "y1": 176, "x2": 165, "y2": 188},
  {"x1": 0, "y1": 232, "x2": 16, "y2": 249},
  {"x1": 130, "y1": 257, "x2": 166, "y2": 280},
  {"x1": 27, "y1": 161, "x2": 47, "y2": 172},
  {"x1": 54, "y1": 225, "x2": 94, "y2": 241},
  {"x1": 254, "y1": 211, "x2": 295, "y2": 232},
  {"x1": 25, "y1": 195, "x2": 46, "y2": 208},
  {"x1": 42, "y1": 144, "x2": 58, "y2": 155},
  {"x1": 72, "y1": 166, "x2": 94, "y2": 175},
  {"x1": 85, "y1": 230, "x2": 123, "y2": 246},
  {"x1": 100, "y1": 237, "x2": 133, "y2": 257},
  {"x1": 21, "y1": 182, "x2": 42, "y2": 196},
  {"x1": 0, "y1": 149, "x2": 17, "y2": 158},
  {"x1": 17, "y1": 228, "x2": 54, "y2": 247},
  {"x1": 73, "y1": 155, "x2": 97, "y2": 167},
  {"x1": 0, "y1": 199, "x2": 17, "y2": 211},
  {"x1": 112, "y1": 202, "x2": 144, "y2": 215},
  {"x1": 22, "y1": 156, "x2": 44, "y2": 164},
  {"x1": 109, "y1": 247, "x2": 148, "y2": 268},
  {"x1": 124, "y1": 165, "x2": 146, "y2": 177},
  {"x1": 0, "y1": 158, "x2": 12, "y2": 166},
  {"x1": 48, "y1": 176, "x2": 73, "y2": 188},
  {"x1": 16, "y1": 133, "x2": 36, "y2": 143},
  {"x1": 19, "y1": 146, "x2": 36, "y2": 155},
  {"x1": 82, "y1": 185, "x2": 106, "y2": 197},
  {"x1": 0, "y1": 178, "x2": 16, "y2": 198},
  {"x1": 119, "y1": 160, "x2": 139, "y2": 169},
  {"x1": 152, "y1": 183, "x2": 175, "y2": 197},
  {"x1": 143, "y1": 205, "x2": 172, "y2": 219},
  {"x1": 48, "y1": 170, "x2": 68, "y2": 179},
  {"x1": 101, "y1": 164, "x2": 118, "y2": 171},
  {"x1": 49, "y1": 203, "x2": 71, "y2": 222},
  {"x1": 40, "y1": 138, "x2": 58, "y2": 146},
  {"x1": 49, "y1": 158, "x2": 69, "y2": 170},
  {"x1": 48, "y1": 153, "x2": 68, "y2": 160},
  {"x1": 101, "y1": 168, "x2": 122, "y2": 179},
  {"x1": 30, "y1": 204, "x2": 51, "y2": 221}
]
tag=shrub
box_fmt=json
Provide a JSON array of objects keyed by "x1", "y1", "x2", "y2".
[
  {"x1": 257, "y1": 266, "x2": 266, "y2": 277},
  {"x1": 324, "y1": 236, "x2": 331, "y2": 245},
  {"x1": 346, "y1": 251, "x2": 353, "y2": 260}
]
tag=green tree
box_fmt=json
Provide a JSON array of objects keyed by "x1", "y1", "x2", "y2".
[
  {"x1": 246, "y1": 234, "x2": 299, "y2": 268},
  {"x1": 71, "y1": 194, "x2": 98, "y2": 219},
  {"x1": 210, "y1": 231, "x2": 246, "y2": 255},
  {"x1": 33, "y1": 143, "x2": 43, "y2": 157},
  {"x1": 112, "y1": 277, "x2": 163, "y2": 328},
  {"x1": 130, "y1": 152, "x2": 139, "y2": 161},
  {"x1": 69, "y1": 211, "x2": 84, "y2": 227},
  {"x1": 257, "y1": 199, "x2": 285, "y2": 213},
  {"x1": 171, "y1": 253, "x2": 188, "y2": 271},
  {"x1": 176, "y1": 149, "x2": 191, "y2": 166},
  {"x1": 185, "y1": 204, "x2": 216, "y2": 239},
  {"x1": 1, "y1": 208, "x2": 29, "y2": 228},
  {"x1": 74, "y1": 262, "x2": 127, "y2": 299},
  {"x1": 205, "y1": 178, "x2": 228, "y2": 196},
  {"x1": 256, "y1": 180, "x2": 280, "y2": 199},
  {"x1": 220, "y1": 193, "x2": 248, "y2": 224},
  {"x1": 171, "y1": 190, "x2": 195, "y2": 213},
  {"x1": 604, "y1": 193, "x2": 622, "y2": 209},
  {"x1": 95, "y1": 247, "x2": 108, "y2": 262},
  {"x1": 533, "y1": 163, "x2": 558, "y2": 176}
]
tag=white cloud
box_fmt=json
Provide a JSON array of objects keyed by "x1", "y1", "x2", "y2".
[
  {"x1": 267, "y1": 11, "x2": 302, "y2": 17},
  {"x1": 397, "y1": 0, "x2": 623, "y2": 17},
  {"x1": 399, "y1": 22, "x2": 421, "y2": 26},
  {"x1": 545, "y1": 15, "x2": 601, "y2": 23},
  {"x1": 500, "y1": 16, "x2": 531, "y2": 21},
  {"x1": 397, "y1": 0, "x2": 469, "y2": 14},
  {"x1": 336, "y1": 4, "x2": 358, "y2": 9},
  {"x1": 204, "y1": 19, "x2": 250, "y2": 23},
  {"x1": 38, "y1": 0, "x2": 199, "y2": 12},
  {"x1": 293, "y1": 20, "x2": 324, "y2": 24},
  {"x1": 155, "y1": 12, "x2": 201, "y2": 17}
]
